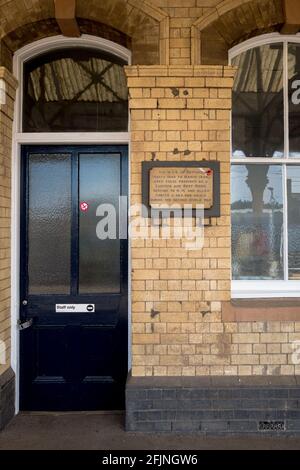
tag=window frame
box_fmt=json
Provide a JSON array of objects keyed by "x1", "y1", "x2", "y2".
[{"x1": 229, "y1": 33, "x2": 300, "y2": 298}]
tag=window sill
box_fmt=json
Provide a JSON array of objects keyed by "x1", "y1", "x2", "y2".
[
  {"x1": 222, "y1": 299, "x2": 300, "y2": 322},
  {"x1": 232, "y1": 281, "x2": 300, "y2": 300}
]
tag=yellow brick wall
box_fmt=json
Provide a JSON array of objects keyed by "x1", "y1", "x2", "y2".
[
  {"x1": 126, "y1": 64, "x2": 300, "y2": 378},
  {"x1": 0, "y1": 68, "x2": 17, "y2": 376},
  {"x1": 0, "y1": 0, "x2": 298, "y2": 381},
  {"x1": 127, "y1": 64, "x2": 233, "y2": 377},
  {"x1": 152, "y1": 0, "x2": 221, "y2": 65}
]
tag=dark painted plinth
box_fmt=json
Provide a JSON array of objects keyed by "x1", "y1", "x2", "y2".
[
  {"x1": 0, "y1": 368, "x2": 15, "y2": 431},
  {"x1": 126, "y1": 374, "x2": 300, "y2": 435}
]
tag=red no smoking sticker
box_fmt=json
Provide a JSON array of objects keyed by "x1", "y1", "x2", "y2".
[{"x1": 80, "y1": 202, "x2": 89, "y2": 212}]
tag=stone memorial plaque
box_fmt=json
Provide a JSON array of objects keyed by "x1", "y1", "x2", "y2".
[{"x1": 149, "y1": 166, "x2": 213, "y2": 209}]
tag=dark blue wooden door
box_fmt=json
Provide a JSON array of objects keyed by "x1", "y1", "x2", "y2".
[{"x1": 20, "y1": 145, "x2": 128, "y2": 411}]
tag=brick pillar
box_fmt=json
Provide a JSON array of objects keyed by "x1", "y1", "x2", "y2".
[
  {"x1": 124, "y1": 65, "x2": 300, "y2": 434},
  {"x1": 125, "y1": 65, "x2": 235, "y2": 379},
  {"x1": 0, "y1": 67, "x2": 18, "y2": 430}
]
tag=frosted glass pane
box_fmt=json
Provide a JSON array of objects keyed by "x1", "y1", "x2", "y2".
[
  {"x1": 231, "y1": 164, "x2": 283, "y2": 280},
  {"x1": 28, "y1": 153, "x2": 71, "y2": 294},
  {"x1": 79, "y1": 154, "x2": 121, "y2": 294},
  {"x1": 287, "y1": 166, "x2": 300, "y2": 279},
  {"x1": 232, "y1": 44, "x2": 284, "y2": 158}
]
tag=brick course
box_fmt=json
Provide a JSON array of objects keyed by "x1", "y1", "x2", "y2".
[{"x1": 126, "y1": 375, "x2": 300, "y2": 434}]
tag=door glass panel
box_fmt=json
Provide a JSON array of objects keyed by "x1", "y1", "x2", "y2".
[
  {"x1": 287, "y1": 166, "x2": 300, "y2": 279},
  {"x1": 231, "y1": 44, "x2": 284, "y2": 158},
  {"x1": 79, "y1": 154, "x2": 121, "y2": 294},
  {"x1": 288, "y1": 43, "x2": 300, "y2": 157},
  {"x1": 28, "y1": 153, "x2": 71, "y2": 294},
  {"x1": 231, "y1": 164, "x2": 284, "y2": 280}
]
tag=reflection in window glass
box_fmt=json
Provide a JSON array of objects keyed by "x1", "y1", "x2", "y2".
[
  {"x1": 232, "y1": 44, "x2": 284, "y2": 158},
  {"x1": 288, "y1": 44, "x2": 300, "y2": 157},
  {"x1": 231, "y1": 165, "x2": 283, "y2": 280},
  {"x1": 287, "y1": 166, "x2": 300, "y2": 279},
  {"x1": 23, "y1": 49, "x2": 128, "y2": 133}
]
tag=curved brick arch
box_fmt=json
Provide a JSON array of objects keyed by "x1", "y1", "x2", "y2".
[
  {"x1": 75, "y1": 0, "x2": 169, "y2": 65},
  {"x1": 192, "y1": 0, "x2": 284, "y2": 65},
  {"x1": 0, "y1": 18, "x2": 133, "y2": 71},
  {"x1": 0, "y1": 0, "x2": 169, "y2": 70}
]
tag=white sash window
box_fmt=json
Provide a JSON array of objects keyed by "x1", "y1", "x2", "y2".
[{"x1": 230, "y1": 34, "x2": 300, "y2": 298}]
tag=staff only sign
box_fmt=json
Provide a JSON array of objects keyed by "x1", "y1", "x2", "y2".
[{"x1": 55, "y1": 304, "x2": 95, "y2": 313}]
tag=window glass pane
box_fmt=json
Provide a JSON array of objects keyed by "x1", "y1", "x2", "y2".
[
  {"x1": 231, "y1": 164, "x2": 283, "y2": 280},
  {"x1": 23, "y1": 49, "x2": 128, "y2": 132},
  {"x1": 287, "y1": 166, "x2": 300, "y2": 279},
  {"x1": 288, "y1": 43, "x2": 300, "y2": 157},
  {"x1": 79, "y1": 153, "x2": 121, "y2": 294},
  {"x1": 232, "y1": 44, "x2": 284, "y2": 158},
  {"x1": 28, "y1": 153, "x2": 71, "y2": 294}
]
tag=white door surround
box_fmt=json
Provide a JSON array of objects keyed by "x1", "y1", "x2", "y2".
[{"x1": 11, "y1": 34, "x2": 132, "y2": 413}]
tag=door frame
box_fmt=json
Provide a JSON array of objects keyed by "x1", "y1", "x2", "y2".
[{"x1": 11, "y1": 35, "x2": 132, "y2": 414}]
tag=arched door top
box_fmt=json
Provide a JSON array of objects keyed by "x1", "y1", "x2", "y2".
[{"x1": 13, "y1": 35, "x2": 131, "y2": 134}]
